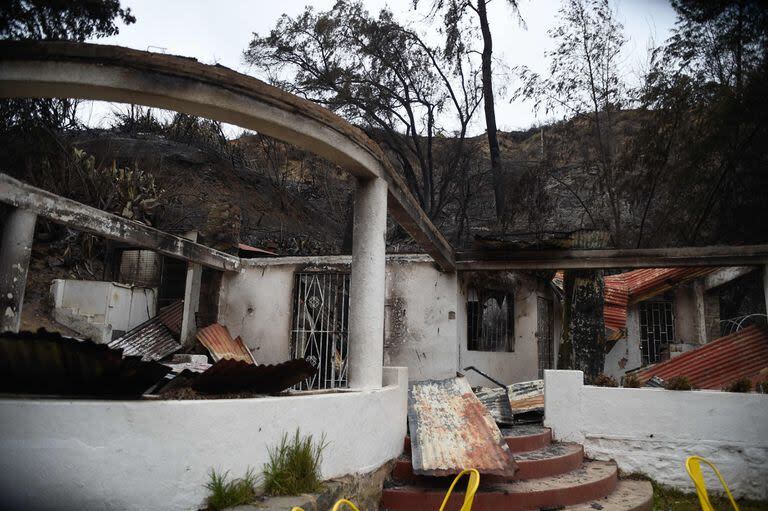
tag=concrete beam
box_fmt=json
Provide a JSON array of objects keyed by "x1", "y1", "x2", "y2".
[
  {"x1": 348, "y1": 177, "x2": 388, "y2": 389},
  {"x1": 0, "y1": 41, "x2": 455, "y2": 272},
  {"x1": 703, "y1": 266, "x2": 758, "y2": 291},
  {"x1": 455, "y1": 245, "x2": 768, "y2": 270},
  {"x1": 0, "y1": 208, "x2": 37, "y2": 332},
  {"x1": 0, "y1": 174, "x2": 240, "y2": 272}
]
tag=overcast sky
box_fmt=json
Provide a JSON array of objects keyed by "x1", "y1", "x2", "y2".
[{"x1": 81, "y1": 0, "x2": 679, "y2": 136}]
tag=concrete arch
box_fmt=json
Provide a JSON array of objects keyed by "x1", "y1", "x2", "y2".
[{"x1": 0, "y1": 41, "x2": 454, "y2": 271}]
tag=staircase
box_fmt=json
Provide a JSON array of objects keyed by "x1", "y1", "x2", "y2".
[{"x1": 381, "y1": 425, "x2": 653, "y2": 511}]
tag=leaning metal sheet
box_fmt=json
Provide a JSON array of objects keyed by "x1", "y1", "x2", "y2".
[{"x1": 408, "y1": 376, "x2": 518, "y2": 477}]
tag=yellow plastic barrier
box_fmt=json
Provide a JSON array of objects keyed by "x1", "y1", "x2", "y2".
[
  {"x1": 291, "y1": 468, "x2": 481, "y2": 511},
  {"x1": 685, "y1": 455, "x2": 740, "y2": 511}
]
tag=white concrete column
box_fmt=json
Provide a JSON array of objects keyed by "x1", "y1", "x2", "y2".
[
  {"x1": 180, "y1": 231, "x2": 202, "y2": 346},
  {"x1": 0, "y1": 208, "x2": 37, "y2": 333},
  {"x1": 348, "y1": 177, "x2": 388, "y2": 390}
]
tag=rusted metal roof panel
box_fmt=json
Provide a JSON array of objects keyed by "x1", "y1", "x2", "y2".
[
  {"x1": 0, "y1": 329, "x2": 170, "y2": 397},
  {"x1": 196, "y1": 324, "x2": 255, "y2": 364},
  {"x1": 508, "y1": 379, "x2": 544, "y2": 414},
  {"x1": 192, "y1": 358, "x2": 316, "y2": 394},
  {"x1": 157, "y1": 300, "x2": 183, "y2": 336},
  {"x1": 108, "y1": 301, "x2": 182, "y2": 361},
  {"x1": 635, "y1": 325, "x2": 768, "y2": 389},
  {"x1": 408, "y1": 377, "x2": 518, "y2": 477},
  {"x1": 474, "y1": 380, "x2": 544, "y2": 425}
]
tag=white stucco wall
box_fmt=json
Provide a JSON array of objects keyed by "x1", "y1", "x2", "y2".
[
  {"x1": 0, "y1": 367, "x2": 408, "y2": 511},
  {"x1": 544, "y1": 370, "x2": 768, "y2": 500},
  {"x1": 219, "y1": 255, "x2": 561, "y2": 385},
  {"x1": 604, "y1": 307, "x2": 642, "y2": 381}
]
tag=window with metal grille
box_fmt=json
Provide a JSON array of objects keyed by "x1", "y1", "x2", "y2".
[
  {"x1": 639, "y1": 300, "x2": 675, "y2": 365},
  {"x1": 290, "y1": 272, "x2": 350, "y2": 390},
  {"x1": 466, "y1": 289, "x2": 514, "y2": 352}
]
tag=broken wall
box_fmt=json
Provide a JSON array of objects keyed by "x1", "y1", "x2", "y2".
[{"x1": 218, "y1": 255, "x2": 562, "y2": 384}]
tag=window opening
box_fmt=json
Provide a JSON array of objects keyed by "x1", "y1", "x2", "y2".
[
  {"x1": 639, "y1": 300, "x2": 675, "y2": 365},
  {"x1": 467, "y1": 288, "x2": 514, "y2": 352}
]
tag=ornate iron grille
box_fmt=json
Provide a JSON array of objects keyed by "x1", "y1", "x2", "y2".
[
  {"x1": 290, "y1": 272, "x2": 350, "y2": 390},
  {"x1": 639, "y1": 301, "x2": 675, "y2": 365},
  {"x1": 466, "y1": 289, "x2": 514, "y2": 352}
]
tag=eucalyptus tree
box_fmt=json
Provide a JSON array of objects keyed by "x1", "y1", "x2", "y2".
[
  {"x1": 416, "y1": 0, "x2": 525, "y2": 221},
  {"x1": 245, "y1": 1, "x2": 484, "y2": 230}
]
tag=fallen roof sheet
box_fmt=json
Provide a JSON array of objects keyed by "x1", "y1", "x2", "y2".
[
  {"x1": 634, "y1": 325, "x2": 768, "y2": 389},
  {"x1": 196, "y1": 324, "x2": 255, "y2": 364},
  {"x1": 408, "y1": 377, "x2": 518, "y2": 477},
  {"x1": 192, "y1": 358, "x2": 316, "y2": 394},
  {"x1": 554, "y1": 268, "x2": 718, "y2": 337},
  {"x1": 0, "y1": 329, "x2": 170, "y2": 397},
  {"x1": 474, "y1": 379, "x2": 545, "y2": 426},
  {"x1": 508, "y1": 379, "x2": 545, "y2": 414},
  {"x1": 108, "y1": 301, "x2": 183, "y2": 361},
  {"x1": 238, "y1": 243, "x2": 278, "y2": 257}
]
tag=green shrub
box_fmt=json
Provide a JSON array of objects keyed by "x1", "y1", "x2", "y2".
[
  {"x1": 723, "y1": 378, "x2": 753, "y2": 393},
  {"x1": 664, "y1": 376, "x2": 693, "y2": 391},
  {"x1": 263, "y1": 429, "x2": 327, "y2": 496},
  {"x1": 205, "y1": 468, "x2": 258, "y2": 510}
]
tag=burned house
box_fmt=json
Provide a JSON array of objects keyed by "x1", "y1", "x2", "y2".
[{"x1": 0, "y1": 41, "x2": 766, "y2": 511}]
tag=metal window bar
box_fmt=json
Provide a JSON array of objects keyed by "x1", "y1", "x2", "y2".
[
  {"x1": 639, "y1": 301, "x2": 675, "y2": 365},
  {"x1": 290, "y1": 272, "x2": 350, "y2": 390},
  {"x1": 467, "y1": 289, "x2": 514, "y2": 352}
]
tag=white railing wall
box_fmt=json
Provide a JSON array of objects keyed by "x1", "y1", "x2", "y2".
[{"x1": 544, "y1": 370, "x2": 768, "y2": 500}]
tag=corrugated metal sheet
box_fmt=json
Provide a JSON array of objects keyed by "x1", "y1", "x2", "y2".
[
  {"x1": 474, "y1": 380, "x2": 544, "y2": 425},
  {"x1": 408, "y1": 377, "x2": 518, "y2": 477},
  {"x1": 192, "y1": 358, "x2": 316, "y2": 394},
  {"x1": 196, "y1": 324, "x2": 255, "y2": 364},
  {"x1": 238, "y1": 243, "x2": 278, "y2": 258},
  {"x1": 108, "y1": 301, "x2": 183, "y2": 361},
  {"x1": 508, "y1": 379, "x2": 544, "y2": 413},
  {"x1": 635, "y1": 325, "x2": 768, "y2": 389},
  {"x1": 0, "y1": 329, "x2": 170, "y2": 397},
  {"x1": 474, "y1": 387, "x2": 515, "y2": 425},
  {"x1": 606, "y1": 267, "x2": 717, "y2": 306},
  {"x1": 553, "y1": 268, "x2": 719, "y2": 337},
  {"x1": 157, "y1": 300, "x2": 183, "y2": 336}
]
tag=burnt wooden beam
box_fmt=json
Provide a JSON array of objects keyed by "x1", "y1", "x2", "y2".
[
  {"x1": 0, "y1": 174, "x2": 240, "y2": 272},
  {"x1": 455, "y1": 245, "x2": 768, "y2": 270}
]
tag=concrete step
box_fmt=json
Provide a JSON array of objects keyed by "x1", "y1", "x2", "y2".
[
  {"x1": 563, "y1": 479, "x2": 654, "y2": 511},
  {"x1": 393, "y1": 443, "x2": 583, "y2": 483},
  {"x1": 403, "y1": 424, "x2": 551, "y2": 456},
  {"x1": 382, "y1": 460, "x2": 618, "y2": 511}
]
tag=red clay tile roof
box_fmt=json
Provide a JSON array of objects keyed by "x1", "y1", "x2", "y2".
[{"x1": 634, "y1": 325, "x2": 768, "y2": 389}]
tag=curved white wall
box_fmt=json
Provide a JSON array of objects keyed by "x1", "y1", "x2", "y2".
[{"x1": 0, "y1": 367, "x2": 408, "y2": 511}]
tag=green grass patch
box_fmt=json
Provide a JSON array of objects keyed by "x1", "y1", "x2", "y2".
[
  {"x1": 262, "y1": 429, "x2": 327, "y2": 496},
  {"x1": 205, "y1": 467, "x2": 259, "y2": 510},
  {"x1": 649, "y1": 478, "x2": 768, "y2": 511}
]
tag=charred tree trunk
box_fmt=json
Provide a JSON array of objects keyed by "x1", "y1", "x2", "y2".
[
  {"x1": 557, "y1": 269, "x2": 606, "y2": 380},
  {"x1": 476, "y1": 0, "x2": 505, "y2": 220}
]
